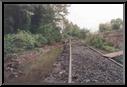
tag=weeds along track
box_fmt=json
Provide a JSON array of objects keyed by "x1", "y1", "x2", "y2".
[
  {"x1": 42, "y1": 43, "x2": 70, "y2": 83},
  {"x1": 71, "y1": 40, "x2": 123, "y2": 84}
]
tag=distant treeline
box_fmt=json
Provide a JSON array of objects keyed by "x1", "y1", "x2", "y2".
[{"x1": 99, "y1": 18, "x2": 123, "y2": 32}]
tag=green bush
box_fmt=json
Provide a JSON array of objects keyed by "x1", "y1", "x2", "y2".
[
  {"x1": 14, "y1": 30, "x2": 36, "y2": 49},
  {"x1": 85, "y1": 34, "x2": 118, "y2": 52},
  {"x1": 4, "y1": 34, "x2": 16, "y2": 54},
  {"x1": 38, "y1": 24, "x2": 62, "y2": 44},
  {"x1": 34, "y1": 34, "x2": 48, "y2": 47},
  {"x1": 91, "y1": 36, "x2": 103, "y2": 49},
  {"x1": 4, "y1": 30, "x2": 54, "y2": 54},
  {"x1": 4, "y1": 30, "x2": 36, "y2": 54},
  {"x1": 102, "y1": 45, "x2": 118, "y2": 52},
  {"x1": 87, "y1": 35, "x2": 105, "y2": 49},
  {"x1": 4, "y1": 25, "x2": 62, "y2": 54}
]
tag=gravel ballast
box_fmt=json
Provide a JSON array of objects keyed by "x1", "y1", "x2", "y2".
[
  {"x1": 42, "y1": 40, "x2": 123, "y2": 84},
  {"x1": 71, "y1": 42, "x2": 123, "y2": 84}
]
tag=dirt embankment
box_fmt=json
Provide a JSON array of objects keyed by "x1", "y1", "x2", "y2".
[{"x1": 100, "y1": 30, "x2": 123, "y2": 48}]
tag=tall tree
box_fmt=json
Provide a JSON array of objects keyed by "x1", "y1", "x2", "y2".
[
  {"x1": 111, "y1": 18, "x2": 123, "y2": 30},
  {"x1": 4, "y1": 4, "x2": 32, "y2": 34},
  {"x1": 30, "y1": 4, "x2": 69, "y2": 33}
]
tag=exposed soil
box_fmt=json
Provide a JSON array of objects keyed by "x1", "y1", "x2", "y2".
[
  {"x1": 41, "y1": 43, "x2": 70, "y2": 83},
  {"x1": 4, "y1": 43, "x2": 63, "y2": 84}
]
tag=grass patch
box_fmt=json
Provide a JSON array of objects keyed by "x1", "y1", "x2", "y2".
[
  {"x1": 102, "y1": 45, "x2": 119, "y2": 52},
  {"x1": 10, "y1": 47, "x2": 63, "y2": 83}
]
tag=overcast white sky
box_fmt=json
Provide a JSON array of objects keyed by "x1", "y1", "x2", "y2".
[{"x1": 66, "y1": 4, "x2": 123, "y2": 32}]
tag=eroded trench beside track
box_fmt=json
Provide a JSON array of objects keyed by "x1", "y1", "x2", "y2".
[{"x1": 42, "y1": 42, "x2": 70, "y2": 83}]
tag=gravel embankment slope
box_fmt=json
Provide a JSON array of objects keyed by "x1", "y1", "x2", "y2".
[{"x1": 71, "y1": 42, "x2": 123, "y2": 84}]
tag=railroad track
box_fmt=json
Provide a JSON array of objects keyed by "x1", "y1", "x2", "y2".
[
  {"x1": 43, "y1": 39, "x2": 123, "y2": 84},
  {"x1": 68, "y1": 39, "x2": 72, "y2": 83}
]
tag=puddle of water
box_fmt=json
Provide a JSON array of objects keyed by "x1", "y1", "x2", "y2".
[{"x1": 112, "y1": 55, "x2": 123, "y2": 64}]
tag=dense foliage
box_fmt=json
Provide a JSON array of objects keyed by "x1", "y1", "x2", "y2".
[
  {"x1": 4, "y1": 4, "x2": 69, "y2": 54},
  {"x1": 4, "y1": 30, "x2": 49, "y2": 54},
  {"x1": 85, "y1": 34, "x2": 118, "y2": 52},
  {"x1": 4, "y1": 4, "x2": 69, "y2": 34}
]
